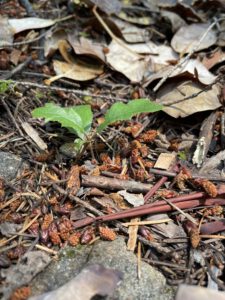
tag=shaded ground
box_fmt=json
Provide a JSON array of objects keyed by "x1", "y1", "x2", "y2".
[{"x1": 1, "y1": 0, "x2": 225, "y2": 299}]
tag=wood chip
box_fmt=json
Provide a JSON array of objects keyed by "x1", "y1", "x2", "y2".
[{"x1": 154, "y1": 153, "x2": 176, "y2": 170}]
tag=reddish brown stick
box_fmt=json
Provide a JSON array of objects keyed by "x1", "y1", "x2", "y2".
[
  {"x1": 73, "y1": 198, "x2": 225, "y2": 228},
  {"x1": 144, "y1": 176, "x2": 168, "y2": 203}
]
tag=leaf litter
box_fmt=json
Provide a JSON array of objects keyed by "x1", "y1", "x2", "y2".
[{"x1": 1, "y1": 0, "x2": 225, "y2": 299}]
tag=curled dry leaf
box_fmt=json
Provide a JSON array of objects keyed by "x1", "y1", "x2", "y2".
[
  {"x1": 68, "y1": 35, "x2": 106, "y2": 63},
  {"x1": 45, "y1": 59, "x2": 104, "y2": 84},
  {"x1": 157, "y1": 81, "x2": 221, "y2": 118},
  {"x1": 44, "y1": 29, "x2": 68, "y2": 57},
  {"x1": 171, "y1": 23, "x2": 217, "y2": 54}
]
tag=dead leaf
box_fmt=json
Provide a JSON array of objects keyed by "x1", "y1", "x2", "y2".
[
  {"x1": 87, "y1": 0, "x2": 122, "y2": 15},
  {"x1": 45, "y1": 59, "x2": 104, "y2": 84},
  {"x1": 145, "y1": 59, "x2": 217, "y2": 86},
  {"x1": 118, "y1": 190, "x2": 144, "y2": 207},
  {"x1": 105, "y1": 40, "x2": 177, "y2": 82},
  {"x1": 109, "y1": 193, "x2": 130, "y2": 210},
  {"x1": 146, "y1": 214, "x2": 186, "y2": 239},
  {"x1": 21, "y1": 122, "x2": 48, "y2": 151},
  {"x1": 171, "y1": 23, "x2": 217, "y2": 54},
  {"x1": 157, "y1": 81, "x2": 221, "y2": 118},
  {"x1": 9, "y1": 48, "x2": 21, "y2": 65},
  {"x1": 175, "y1": 284, "x2": 225, "y2": 300},
  {"x1": 0, "y1": 17, "x2": 14, "y2": 47},
  {"x1": 111, "y1": 18, "x2": 149, "y2": 43},
  {"x1": 44, "y1": 29, "x2": 68, "y2": 57},
  {"x1": 68, "y1": 36, "x2": 106, "y2": 63},
  {"x1": 161, "y1": 11, "x2": 187, "y2": 32},
  {"x1": 118, "y1": 11, "x2": 154, "y2": 26},
  {"x1": 29, "y1": 264, "x2": 123, "y2": 300},
  {"x1": 8, "y1": 17, "x2": 56, "y2": 34},
  {"x1": 106, "y1": 40, "x2": 150, "y2": 82},
  {"x1": 202, "y1": 48, "x2": 225, "y2": 70}
]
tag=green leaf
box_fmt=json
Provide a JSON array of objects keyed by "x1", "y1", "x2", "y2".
[
  {"x1": 0, "y1": 80, "x2": 13, "y2": 94},
  {"x1": 32, "y1": 103, "x2": 93, "y2": 140},
  {"x1": 97, "y1": 99, "x2": 163, "y2": 133},
  {"x1": 67, "y1": 105, "x2": 93, "y2": 133}
]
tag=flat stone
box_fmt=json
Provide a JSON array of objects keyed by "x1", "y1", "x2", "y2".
[
  {"x1": 30, "y1": 237, "x2": 175, "y2": 300},
  {"x1": 0, "y1": 151, "x2": 28, "y2": 181}
]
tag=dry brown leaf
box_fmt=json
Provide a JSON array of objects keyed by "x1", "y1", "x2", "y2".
[
  {"x1": 157, "y1": 81, "x2": 221, "y2": 118},
  {"x1": 145, "y1": 59, "x2": 217, "y2": 87},
  {"x1": 202, "y1": 48, "x2": 225, "y2": 70},
  {"x1": 106, "y1": 40, "x2": 177, "y2": 82},
  {"x1": 106, "y1": 40, "x2": 150, "y2": 82},
  {"x1": 68, "y1": 36, "x2": 106, "y2": 63},
  {"x1": 171, "y1": 23, "x2": 217, "y2": 54},
  {"x1": 111, "y1": 18, "x2": 149, "y2": 43},
  {"x1": 0, "y1": 17, "x2": 14, "y2": 47},
  {"x1": 45, "y1": 59, "x2": 104, "y2": 84},
  {"x1": 44, "y1": 29, "x2": 68, "y2": 57},
  {"x1": 9, "y1": 17, "x2": 56, "y2": 34},
  {"x1": 9, "y1": 48, "x2": 21, "y2": 65}
]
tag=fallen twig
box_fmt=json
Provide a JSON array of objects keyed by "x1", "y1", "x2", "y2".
[{"x1": 82, "y1": 175, "x2": 153, "y2": 193}]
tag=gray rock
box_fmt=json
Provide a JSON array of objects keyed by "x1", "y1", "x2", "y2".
[
  {"x1": 30, "y1": 237, "x2": 175, "y2": 300},
  {"x1": 1, "y1": 251, "x2": 51, "y2": 300},
  {"x1": 0, "y1": 151, "x2": 28, "y2": 181}
]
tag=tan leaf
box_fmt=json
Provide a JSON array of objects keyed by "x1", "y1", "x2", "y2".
[
  {"x1": 45, "y1": 59, "x2": 104, "y2": 84},
  {"x1": 145, "y1": 59, "x2": 216, "y2": 86},
  {"x1": 171, "y1": 23, "x2": 217, "y2": 54},
  {"x1": 157, "y1": 81, "x2": 221, "y2": 118},
  {"x1": 106, "y1": 40, "x2": 150, "y2": 82},
  {"x1": 68, "y1": 36, "x2": 106, "y2": 63},
  {"x1": 8, "y1": 17, "x2": 56, "y2": 34},
  {"x1": 44, "y1": 29, "x2": 67, "y2": 57}
]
